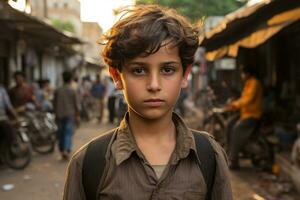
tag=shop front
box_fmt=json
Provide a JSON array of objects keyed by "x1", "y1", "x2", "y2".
[
  {"x1": 0, "y1": 1, "x2": 82, "y2": 87},
  {"x1": 200, "y1": 0, "x2": 300, "y2": 192}
]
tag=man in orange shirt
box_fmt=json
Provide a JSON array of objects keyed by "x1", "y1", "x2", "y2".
[{"x1": 226, "y1": 65, "x2": 263, "y2": 169}]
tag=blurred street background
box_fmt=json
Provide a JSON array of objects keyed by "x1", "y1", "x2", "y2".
[{"x1": 1, "y1": 0, "x2": 300, "y2": 200}]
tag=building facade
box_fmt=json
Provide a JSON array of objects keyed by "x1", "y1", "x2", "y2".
[
  {"x1": 31, "y1": 0, "x2": 82, "y2": 36},
  {"x1": 0, "y1": 1, "x2": 82, "y2": 88}
]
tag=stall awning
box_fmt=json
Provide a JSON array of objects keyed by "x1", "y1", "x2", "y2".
[
  {"x1": 200, "y1": 0, "x2": 300, "y2": 61},
  {"x1": 203, "y1": 0, "x2": 272, "y2": 41},
  {"x1": 0, "y1": 2, "x2": 82, "y2": 44},
  {"x1": 206, "y1": 7, "x2": 300, "y2": 61}
]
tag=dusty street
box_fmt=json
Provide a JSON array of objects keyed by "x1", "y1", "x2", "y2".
[
  {"x1": 0, "y1": 120, "x2": 297, "y2": 200},
  {"x1": 0, "y1": 121, "x2": 115, "y2": 200}
]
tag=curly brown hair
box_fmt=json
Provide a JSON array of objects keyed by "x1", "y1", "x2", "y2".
[{"x1": 101, "y1": 5, "x2": 199, "y2": 73}]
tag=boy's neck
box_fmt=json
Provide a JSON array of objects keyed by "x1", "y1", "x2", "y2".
[
  {"x1": 128, "y1": 110, "x2": 175, "y2": 139},
  {"x1": 128, "y1": 110, "x2": 176, "y2": 166}
]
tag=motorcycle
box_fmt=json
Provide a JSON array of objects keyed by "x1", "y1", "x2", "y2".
[
  {"x1": 202, "y1": 107, "x2": 277, "y2": 170},
  {"x1": 17, "y1": 104, "x2": 57, "y2": 154},
  {"x1": 0, "y1": 120, "x2": 32, "y2": 170},
  {"x1": 202, "y1": 107, "x2": 238, "y2": 148},
  {"x1": 195, "y1": 87, "x2": 239, "y2": 148}
]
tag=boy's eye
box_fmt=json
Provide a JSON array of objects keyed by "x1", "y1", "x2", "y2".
[
  {"x1": 132, "y1": 67, "x2": 146, "y2": 75},
  {"x1": 161, "y1": 66, "x2": 176, "y2": 75}
]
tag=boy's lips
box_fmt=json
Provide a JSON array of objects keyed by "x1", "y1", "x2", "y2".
[
  {"x1": 144, "y1": 98, "x2": 164, "y2": 102},
  {"x1": 143, "y1": 99, "x2": 165, "y2": 107}
]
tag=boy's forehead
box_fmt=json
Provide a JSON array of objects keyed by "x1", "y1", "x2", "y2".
[{"x1": 129, "y1": 44, "x2": 180, "y2": 63}]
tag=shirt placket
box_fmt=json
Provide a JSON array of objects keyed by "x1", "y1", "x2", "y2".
[{"x1": 139, "y1": 151, "x2": 178, "y2": 200}]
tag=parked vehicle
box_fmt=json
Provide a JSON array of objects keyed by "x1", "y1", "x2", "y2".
[
  {"x1": 202, "y1": 107, "x2": 277, "y2": 170},
  {"x1": 17, "y1": 104, "x2": 57, "y2": 154},
  {"x1": 202, "y1": 107, "x2": 238, "y2": 148},
  {"x1": 0, "y1": 121, "x2": 32, "y2": 170},
  {"x1": 195, "y1": 86, "x2": 238, "y2": 147}
]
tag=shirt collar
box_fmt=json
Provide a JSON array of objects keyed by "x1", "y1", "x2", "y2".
[{"x1": 112, "y1": 112, "x2": 196, "y2": 166}]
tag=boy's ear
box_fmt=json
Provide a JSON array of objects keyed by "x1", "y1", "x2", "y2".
[
  {"x1": 181, "y1": 64, "x2": 192, "y2": 88},
  {"x1": 109, "y1": 67, "x2": 123, "y2": 90}
]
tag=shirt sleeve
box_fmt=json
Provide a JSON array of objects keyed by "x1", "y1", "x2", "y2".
[
  {"x1": 63, "y1": 151, "x2": 87, "y2": 200},
  {"x1": 231, "y1": 79, "x2": 258, "y2": 109}
]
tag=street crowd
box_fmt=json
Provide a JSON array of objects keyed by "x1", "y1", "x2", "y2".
[{"x1": 0, "y1": 70, "x2": 127, "y2": 161}]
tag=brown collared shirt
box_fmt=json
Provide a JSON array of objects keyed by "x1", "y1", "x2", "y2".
[{"x1": 63, "y1": 113, "x2": 233, "y2": 200}]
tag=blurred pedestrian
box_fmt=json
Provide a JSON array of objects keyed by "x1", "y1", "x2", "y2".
[
  {"x1": 71, "y1": 76, "x2": 79, "y2": 92},
  {"x1": 115, "y1": 90, "x2": 127, "y2": 124},
  {"x1": 226, "y1": 65, "x2": 263, "y2": 169},
  {"x1": 36, "y1": 79, "x2": 53, "y2": 112},
  {"x1": 53, "y1": 71, "x2": 80, "y2": 160},
  {"x1": 9, "y1": 71, "x2": 37, "y2": 110},
  {"x1": 91, "y1": 74, "x2": 106, "y2": 123},
  {"x1": 105, "y1": 76, "x2": 116, "y2": 124},
  {"x1": 79, "y1": 76, "x2": 92, "y2": 121},
  {"x1": 0, "y1": 85, "x2": 19, "y2": 146}
]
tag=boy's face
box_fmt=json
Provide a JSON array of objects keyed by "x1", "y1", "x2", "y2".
[{"x1": 110, "y1": 43, "x2": 190, "y2": 120}]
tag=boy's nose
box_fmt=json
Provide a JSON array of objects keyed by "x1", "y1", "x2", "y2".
[{"x1": 146, "y1": 73, "x2": 161, "y2": 92}]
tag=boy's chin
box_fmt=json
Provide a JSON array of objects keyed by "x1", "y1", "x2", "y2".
[{"x1": 133, "y1": 109, "x2": 173, "y2": 121}]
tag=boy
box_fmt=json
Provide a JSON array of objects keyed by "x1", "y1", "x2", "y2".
[{"x1": 64, "y1": 5, "x2": 232, "y2": 200}]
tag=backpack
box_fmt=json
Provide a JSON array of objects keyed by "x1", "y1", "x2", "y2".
[{"x1": 82, "y1": 129, "x2": 216, "y2": 200}]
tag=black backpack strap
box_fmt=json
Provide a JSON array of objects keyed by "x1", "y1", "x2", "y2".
[
  {"x1": 82, "y1": 129, "x2": 116, "y2": 200},
  {"x1": 192, "y1": 130, "x2": 216, "y2": 200}
]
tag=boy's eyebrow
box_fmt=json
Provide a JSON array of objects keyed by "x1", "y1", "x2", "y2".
[
  {"x1": 127, "y1": 61, "x2": 181, "y2": 66},
  {"x1": 126, "y1": 61, "x2": 146, "y2": 66},
  {"x1": 160, "y1": 61, "x2": 181, "y2": 66}
]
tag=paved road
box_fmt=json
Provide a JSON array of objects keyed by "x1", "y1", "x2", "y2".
[
  {"x1": 0, "y1": 120, "x2": 284, "y2": 200},
  {"x1": 0, "y1": 121, "x2": 115, "y2": 200}
]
